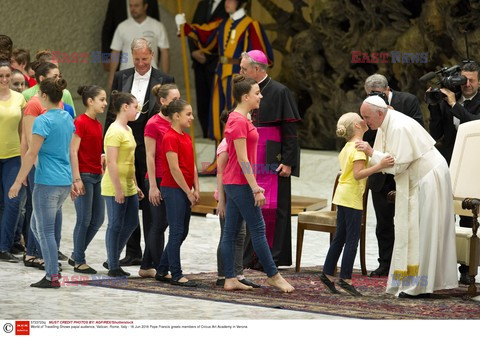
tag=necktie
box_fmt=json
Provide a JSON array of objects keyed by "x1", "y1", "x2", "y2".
[{"x1": 463, "y1": 99, "x2": 471, "y2": 109}]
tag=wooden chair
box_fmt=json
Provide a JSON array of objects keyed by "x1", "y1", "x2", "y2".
[
  {"x1": 295, "y1": 172, "x2": 368, "y2": 275},
  {"x1": 454, "y1": 198, "x2": 480, "y2": 297}
]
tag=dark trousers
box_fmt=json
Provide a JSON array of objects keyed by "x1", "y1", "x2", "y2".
[
  {"x1": 141, "y1": 178, "x2": 168, "y2": 270},
  {"x1": 125, "y1": 150, "x2": 151, "y2": 259},
  {"x1": 323, "y1": 206, "x2": 362, "y2": 279},
  {"x1": 371, "y1": 189, "x2": 395, "y2": 269},
  {"x1": 193, "y1": 65, "x2": 214, "y2": 138}
]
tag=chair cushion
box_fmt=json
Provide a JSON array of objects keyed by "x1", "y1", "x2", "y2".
[
  {"x1": 455, "y1": 227, "x2": 480, "y2": 266},
  {"x1": 298, "y1": 210, "x2": 337, "y2": 226}
]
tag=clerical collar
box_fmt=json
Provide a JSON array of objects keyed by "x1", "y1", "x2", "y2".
[
  {"x1": 134, "y1": 67, "x2": 152, "y2": 80},
  {"x1": 230, "y1": 8, "x2": 246, "y2": 21},
  {"x1": 258, "y1": 75, "x2": 269, "y2": 85}
]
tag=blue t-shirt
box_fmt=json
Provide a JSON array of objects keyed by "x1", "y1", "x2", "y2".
[{"x1": 32, "y1": 108, "x2": 75, "y2": 185}]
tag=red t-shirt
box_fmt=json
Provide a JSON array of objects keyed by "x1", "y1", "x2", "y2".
[
  {"x1": 24, "y1": 74, "x2": 37, "y2": 88},
  {"x1": 160, "y1": 128, "x2": 195, "y2": 189},
  {"x1": 223, "y1": 112, "x2": 258, "y2": 185},
  {"x1": 144, "y1": 113, "x2": 171, "y2": 178},
  {"x1": 74, "y1": 113, "x2": 103, "y2": 174}
]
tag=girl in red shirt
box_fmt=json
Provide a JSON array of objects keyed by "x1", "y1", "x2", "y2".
[
  {"x1": 140, "y1": 83, "x2": 180, "y2": 278},
  {"x1": 156, "y1": 99, "x2": 199, "y2": 287},
  {"x1": 69, "y1": 85, "x2": 107, "y2": 274},
  {"x1": 221, "y1": 75, "x2": 294, "y2": 292}
]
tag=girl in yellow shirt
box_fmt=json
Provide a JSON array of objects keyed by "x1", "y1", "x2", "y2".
[{"x1": 320, "y1": 112, "x2": 394, "y2": 296}]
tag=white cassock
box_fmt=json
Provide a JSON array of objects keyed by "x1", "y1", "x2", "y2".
[{"x1": 370, "y1": 109, "x2": 458, "y2": 296}]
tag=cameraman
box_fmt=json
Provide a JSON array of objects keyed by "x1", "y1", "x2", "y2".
[
  {"x1": 428, "y1": 61, "x2": 480, "y2": 285},
  {"x1": 363, "y1": 74, "x2": 424, "y2": 277}
]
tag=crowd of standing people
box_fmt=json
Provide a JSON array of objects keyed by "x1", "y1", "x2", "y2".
[{"x1": 0, "y1": 0, "x2": 477, "y2": 299}]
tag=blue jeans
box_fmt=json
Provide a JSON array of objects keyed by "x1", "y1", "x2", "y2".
[
  {"x1": 221, "y1": 184, "x2": 278, "y2": 278},
  {"x1": 323, "y1": 205, "x2": 362, "y2": 279},
  {"x1": 104, "y1": 195, "x2": 139, "y2": 270},
  {"x1": 72, "y1": 173, "x2": 105, "y2": 264},
  {"x1": 0, "y1": 156, "x2": 24, "y2": 252},
  {"x1": 157, "y1": 187, "x2": 191, "y2": 280},
  {"x1": 31, "y1": 184, "x2": 70, "y2": 280},
  {"x1": 26, "y1": 168, "x2": 42, "y2": 258},
  {"x1": 141, "y1": 178, "x2": 168, "y2": 270},
  {"x1": 217, "y1": 216, "x2": 245, "y2": 277}
]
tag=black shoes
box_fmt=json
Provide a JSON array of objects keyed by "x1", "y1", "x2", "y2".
[
  {"x1": 119, "y1": 255, "x2": 142, "y2": 266},
  {"x1": 0, "y1": 251, "x2": 20, "y2": 263},
  {"x1": 155, "y1": 273, "x2": 172, "y2": 283},
  {"x1": 31, "y1": 276, "x2": 61, "y2": 289},
  {"x1": 239, "y1": 278, "x2": 261, "y2": 288},
  {"x1": 215, "y1": 278, "x2": 225, "y2": 287},
  {"x1": 398, "y1": 292, "x2": 431, "y2": 299},
  {"x1": 369, "y1": 266, "x2": 390, "y2": 277},
  {"x1": 170, "y1": 278, "x2": 197, "y2": 287},
  {"x1": 10, "y1": 243, "x2": 25, "y2": 255},
  {"x1": 319, "y1": 273, "x2": 340, "y2": 294},
  {"x1": 338, "y1": 279, "x2": 362, "y2": 296},
  {"x1": 103, "y1": 261, "x2": 130, "y2": 276},
  {"x1": 57, "y1": 251, "x2": 68, "y2": 261},
  {"x1": 108, "y1": 268, "x2": 129, "y2": 277},
  {"x1": 459, "y1": 273, "x2": 476, "y2": 285},
  {"x1": 74, "y1": 263, "x2": 97, "y2": 274},
  {"x1": 68, "y1": 258, "x2": 75, "y2": 267}
]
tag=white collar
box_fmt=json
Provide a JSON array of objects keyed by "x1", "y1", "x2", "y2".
[
  {"x1": 230, "y1": 8, "x2": 246, "y2": 21},
  {"x1": 258, "y1": 75, "x2": 269, "y2": 84},
  {"x1": 134, "y1": 67, "x2": 152, "y2": 80},
  {"x1": 461, "y1": 91, "x2": 478, "y2": 102}
]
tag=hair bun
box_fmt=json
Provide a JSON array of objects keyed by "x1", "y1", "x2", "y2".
[
  {"x1": 54, "y1": 77, "x2": 67, "y2": 91},
  {"x1": 77, "y1": 85, "x2": 87, "y2": 96},
  {"x1": 233, "y1": 74, "x2": 246, "y2": 83},
  {"x1": 336, "y1": 125, "x2": 347, "y2": 137}
]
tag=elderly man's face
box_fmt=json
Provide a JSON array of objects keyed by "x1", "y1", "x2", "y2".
[
  {"x1": 360, "y1": 103, "x2": 384, "y2": 130},
  {"x1": 240, "y1": 57, "x2": 259, "y2": 80},
  {"x1": 132, "y1": 47, "x2": 153, "y2": 75}
]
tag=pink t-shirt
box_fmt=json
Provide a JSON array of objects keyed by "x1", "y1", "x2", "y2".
[
  {"x1": 214, "y1": 138, "x2": 228, "y2": 200},
  {"x1": 144, "y1": 113, "x2": 171, "y2": 178},
  {"x1": 222, "y1": 112, "x2": 258, "y2": 185}
]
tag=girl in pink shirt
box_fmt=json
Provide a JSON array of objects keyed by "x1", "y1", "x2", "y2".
[
  {"x1": 140, "y1": 83, "x2": 180, "y2": 278},
  {"x1": 221, "y1": 75, "x2": 294, "y2": 293}
]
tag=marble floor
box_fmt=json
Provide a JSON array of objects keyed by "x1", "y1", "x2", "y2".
[{"x1": 0, "y1": 140, "x2": 474, "y2": 323}]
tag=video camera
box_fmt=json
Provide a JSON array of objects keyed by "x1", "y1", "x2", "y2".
[{"x1": 420, "y1": 65, "x2": 467, "y2": 105}]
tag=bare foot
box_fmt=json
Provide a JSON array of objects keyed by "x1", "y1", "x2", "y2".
[
  {"x1": 267, "y1": 273, "x2": 295, "y2": 293},
  {"x1": 224, "y1": 278, "x2": 253, "y2": 291},
  {"x1": 138, "y1": 268, "x2": 156, "y2": 278}
]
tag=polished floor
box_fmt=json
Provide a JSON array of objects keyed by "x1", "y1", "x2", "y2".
[{"x1": 0, "y1": 140, "x2": 475, "y2": 321}]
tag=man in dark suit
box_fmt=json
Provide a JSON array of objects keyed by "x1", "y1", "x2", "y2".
[
  {"x1": 428, "y1": 61, "x2": 480, "y2": 285},
  {"x1": 104, "y1": 37, "x2": 175, "y2": 266},
  {"x1": 101, "y1": 0, "x2": 160, "y2": 72},
  {"x1": 363, "y1": 74, "x2": 424, "y2": 277},
  {"x1": 189, "y1": 0, "x2": 228, "y2": 138}
]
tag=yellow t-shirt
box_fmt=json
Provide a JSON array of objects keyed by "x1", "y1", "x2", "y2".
[
  {"x1": 101, "y1": 123, "x2": 137, "y2": 197},
  {"x1": 0, "y1": 90, "x2": 26, "y2": 159},
  {"x1": 332, "y1": 142, "x2": 368, "y2": 210}
]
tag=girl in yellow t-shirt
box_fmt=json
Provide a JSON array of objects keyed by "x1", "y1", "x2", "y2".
[
  {"x1": 0, "y1": 59, "x2": 26, "y2": 262},
  {"x1": 320, "y1": 112, "x2": 394, "y2": 296},
  {"x1": 101, "y1": 91, "x2": 144, "y2": 277}
]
